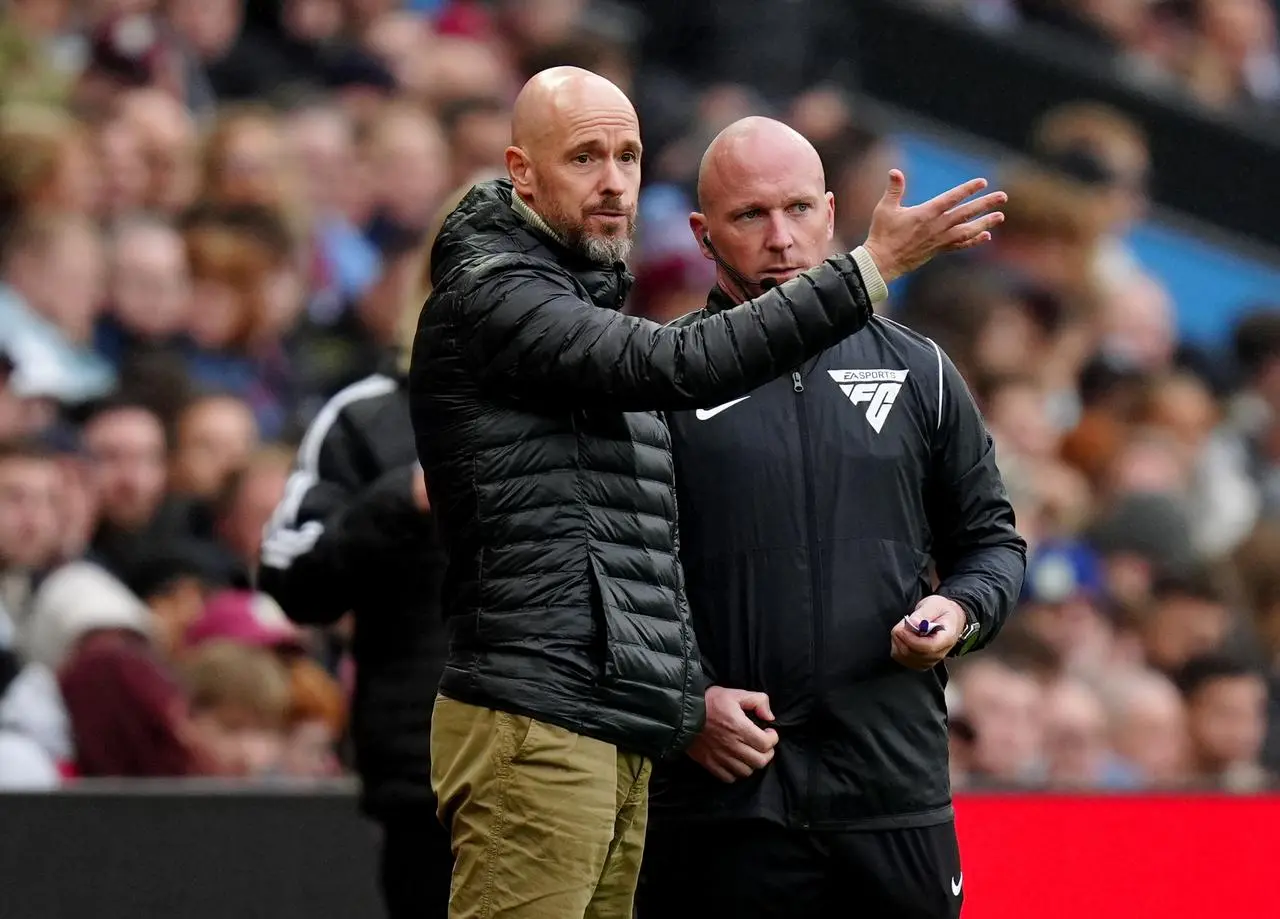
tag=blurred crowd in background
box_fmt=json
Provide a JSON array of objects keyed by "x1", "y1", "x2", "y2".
[
  {"x1": 933, "y1": 0, "x2": 1280, "y2": 115},
  {"x1": 0, "y1": 0, "x2": 1279, "y2": 796}
]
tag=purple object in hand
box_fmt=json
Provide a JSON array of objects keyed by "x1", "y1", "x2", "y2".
[{"x1": 904, "y1": 615, "x2": 945, "y2": 636}]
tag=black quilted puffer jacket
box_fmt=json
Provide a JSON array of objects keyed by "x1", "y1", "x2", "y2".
[{"x1": 409, "y1": 179, "x2": 877, "y2": 760}]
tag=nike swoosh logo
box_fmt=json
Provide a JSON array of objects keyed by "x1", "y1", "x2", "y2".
[
  {"x1": 951, "y1": 874, "x2": 963, "y2": 896},
  {"x1": 694, "y1": 396, "x2": 750, "y2": 421}
]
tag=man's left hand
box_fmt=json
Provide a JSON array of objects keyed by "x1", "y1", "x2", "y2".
[{"x1": 890, "y1": 596, "x2": 968, "y2": 671}]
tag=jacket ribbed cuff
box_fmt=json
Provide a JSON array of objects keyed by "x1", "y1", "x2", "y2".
[{"x1": 852, "y1": 246, "x2": 890, "y2": 304}]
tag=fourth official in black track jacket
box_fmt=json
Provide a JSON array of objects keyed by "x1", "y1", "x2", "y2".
[{"x1": 653, "y1": 289, "x2": 1027, "y2": 830}]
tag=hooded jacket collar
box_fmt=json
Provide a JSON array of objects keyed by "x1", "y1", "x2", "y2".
[{"x1": 431, "y1": 178, "x2": 632, "y2": 312}]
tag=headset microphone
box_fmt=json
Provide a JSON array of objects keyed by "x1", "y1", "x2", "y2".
[{"x1": 702, "y1": 234, "x2": 777, "y2": 299}]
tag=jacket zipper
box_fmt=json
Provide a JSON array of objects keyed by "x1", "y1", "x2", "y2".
[
  {"x1": 791, "y1": 368, "x2": 823, "y2": 830},
  {"x1": 614, "y1": 266, "x2": 628, "y2": 310}
]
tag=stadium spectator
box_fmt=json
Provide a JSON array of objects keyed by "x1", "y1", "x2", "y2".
[
  {"x1": 1137, "y1": 570, "x2": 1238, "y2": 676},
  {"x1": 0, "y1": 442, "x2": 61, "y2": 633},
  {"x1": 96, "y1": 215, "x2": 192, "y2": 377},
  {"x1": 1176, "y1": 652, "x2": 1273, "y2": 790},
  {"x1": 78, "y1": 398, "x2": 194, "y2": 578},
  {"x1": 168, "y1": 393, "x2": 259, "y2": 501},
  {"x1": 1016, "y1": 541, "x2": 1118, "y2": 679},
  {"x1": 1029, "y1": 102, "x2": 1150, "y2": 285},
  {"x1": 180, "y1": 638, "x2": 292, "y2": 777},
  {"x1": 0, "y1": 636, "x2": 70, "y2": 789},
  {"x1": 123, "y1": 540, "x2": 235, "y2": 660},
  {"x1": 951, "y1": 655, "x2": 1047, "y2": 785},
  {"x1": 1101, "y1": 667, "x2": 1193, "y2": 787},
  {"x1": 59, "y1": 634, "x2": 212, "y2": 778},
  {"x1": 0, "y1": 107, "x2": 99, "y2": 217},
  {"x1": 279, "y1": 656, "x2": 347, "y2": 778},
  {"x1": 210, "y1": 446, "x2": 292, "y2": 574},
  {"x1": 185, "y1": 588, "x2": 307, "y2": 657},
  {"x1": 1041, "y1": 676, "x2": 1140, "y2": 787},
  {"x1": 21, "y1": 560, "x2": 153, "y2": 671},
  {"x1": 95, "y1": 114, "x2": 149, "y2": 220},
  {"x1": 115, "y1": 88, "x2": 202, "y2": 215},
  {"x1": 0, "y1": 211, "x2": 114, "y2": 405}
]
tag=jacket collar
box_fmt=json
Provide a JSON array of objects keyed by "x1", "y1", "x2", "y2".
[
  {"x1": 704, "y1": 284, "x2": 739, "y2": 316},
  {"x1": 506, "y1": 187, "x2": 631, "y2": 312},
  {"x1": 511, "y1": 193, "x2": 567, "y2": 248},
  {"x1": 433, "y1": 179, "x2": 632, "y2": 312}
]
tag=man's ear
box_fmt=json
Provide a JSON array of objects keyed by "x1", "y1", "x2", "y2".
[
  {"x1": 689, "y1": 212, "x2": 713, "y2": 262},
  {"x1": 825, "y1": 190, "x2": 836, "y2": 242},
  {"x1": 506, "y1": 146, "x2": 534, "y2": 197}
]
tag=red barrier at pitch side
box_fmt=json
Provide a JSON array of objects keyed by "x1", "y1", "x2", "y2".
[{"x1": 955, "y1": 794, "x2": 1280, "y2": 918}]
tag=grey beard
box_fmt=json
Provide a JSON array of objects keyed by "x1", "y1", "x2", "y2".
[
  {"x1": 546, "y1": 208, "x2": 636, "y2": 266},
  {"x1": 580, "y1": 234, "x2": 633, "y2": 265}
]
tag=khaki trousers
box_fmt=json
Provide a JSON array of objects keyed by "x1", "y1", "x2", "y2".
[{"x1": 430, "y1": 694, "x2": 652, "y2": 919}]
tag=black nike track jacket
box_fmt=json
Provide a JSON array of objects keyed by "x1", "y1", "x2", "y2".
[{"x1": 652, "y1": 292, "x2": 1027, "y2": 831}]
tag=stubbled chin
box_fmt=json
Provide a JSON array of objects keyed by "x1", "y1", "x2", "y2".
[{"x1": 587, "y1": 216, "x2": 629, "y2": 237}]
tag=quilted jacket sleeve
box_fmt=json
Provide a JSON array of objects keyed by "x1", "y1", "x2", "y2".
[{"x1": 457, "y1": 251, "x2": 884, "y2": 412}]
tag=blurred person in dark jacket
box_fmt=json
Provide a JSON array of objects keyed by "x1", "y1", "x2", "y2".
[
  {"x1": 259, "y1": 369, "x2": 449, "y2": 915},
  {"x1": 257, "y1": 185, "x2": 472, "y2": 919},
  {"x1": 412, "y1": 66, "x2": 998, "y2": 917},
  {"x1": 637, "y1": 116, "x2": 1023, "y2": 919}
]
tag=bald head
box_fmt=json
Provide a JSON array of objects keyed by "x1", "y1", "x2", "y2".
[
  {"x1": 511, "y1": 66, "x2": 636, "y2": 154},
  {"x1": 691, "y1": 117, "x2": 835, "y2": 301},
  {"x1": 506, "y1": 67, "x2": 641, "y2": 265},
  {"x1": 698, "y1": 117, "x2": 825, "y2": 213}
]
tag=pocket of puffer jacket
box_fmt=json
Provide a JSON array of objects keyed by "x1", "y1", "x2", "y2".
[
  {"x1": 585, "y1": 555, "x2": 661, "y2": 684},
  {"x1": 585, "y1": 556, "x2": 621, "y2": 679}
]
